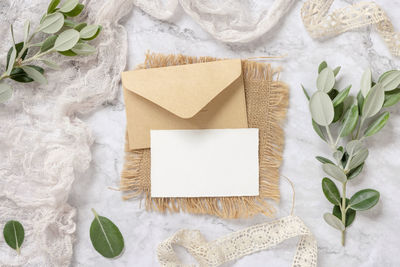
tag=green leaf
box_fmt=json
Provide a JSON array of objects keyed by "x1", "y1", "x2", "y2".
[
  {"x1": 333, "y1": 66, "x2": 341, "y2": 77},
  {"x1": 317, "y1": 67, "x2": 335, "y2": 93},
  {"x1": 74, "y1": 22, "x2": 87, "y2": 31},
  {"x1": 81, "y1": 25, "x2": 102, "y2": 41},
  {"x1": 0, "y1": 82, "x2": 13, "y2": 103},
  {"x1": 378, "y1": 70, "x2": 400, "y2": 91},
  {"x1": 348, "y1": 147, "x2": 368, "y2": 170},
  {"x1": 59, "y1": 0, "x2": 79, "y2": 13},
  {"x1": 322, "y1": 177, "x2": 341, "y2": 205},
  {"x1": 6, "y1": 47, "x2": 16, "y2": 76},
  {"x1": 347, "y1": 163, "x2": 364, "y2": 180},
  {"x1": 40, "y1": 35, "x2": 58, "y2": 52},
  {"x1": 332, "y1": 199, "x2": 356, "y2": 227},
  {"x1": 90, "y1": 209, "x2": 124, "y2": 258},
  {"x1": 38, "y1": 12, "x2": 64, "y2": 34},
  {"x1": 332, "y1": 102, "x2": 344, "y2": 123},
  {"x1": 64, "y1": 3, "x2": 84, "y2": 17},
  {"x1": 316, "y1": 156, "x2": 334, "y2": 164},
  {"x1": 22, "y1": 66, "x2": 47, "y2": 84},
  {"x1": 10, "y1": 66, "x2": 44, "y2": 83},
  {"x1": 71, "y1": 43, "x2": 96, "y2": 55},
  {"x1": 333, "y1": 150, "x2": 343, "y2": 163},
  {"x1": 318, "y1": 61, "x2": 327, "y2": 73},
  {"x1": 332, "y1": 85, "x2": 351, "y2": 107},
  {"x1": 360, "y1": 68, "x2": 372, "y2": 97},
  {"x1": 301, "y1": 84, "x2": 310, "y2": 100},
  {"x1": 362, "y1": 83, "x2": 384, "y2": 119},
  {"x1": 23, "y1": 20, "x2": 30, "y2": 44},
  {"x1": 58, "y1": 50, "x2": 78, "y2": 56},
  {"x1": 64, "y1": 19, "x2": 76, "y2": 28},
  {"x1": 357, "y1": 90, "x2": 364, "y2": 115},
  {"x1": 312, "y1": 120, "x2": 326, "y2": 141},
  {"x1": 349, "y1": 189, "x2": 380, "y2": 211},
  {"x1": 310, "y1": 91, "x2": 334, "y2": 126},
  {"x1": 3, "y1": 220, "x2": 24, "y2": 254},
  {"x1": 79, "y1": 25, "x2": 100, "y2": 39},
  {"x1": 53, "y1": 29, "x2": 80, "y2": 51},
  {"x1": 364, "y1": 111, "x2": 390, "y2": 137},
  {"x1": 40, "y1": 59, "x2": 60, "y2": 70},
  {"x1": 323, "y1": 213, "x2": 345, "y2": 231},
  {"x1": 339, "y1": 105, "x2": 358, "y2": 137},
  {"x1": 6, "y1": 43, "x2": 28, "y2": 69},
  {"x1": 383, "y1": 89, "x2": 400, "y2": 107},
  {"x1": 322, "y1": 163, "x2": 347, "y2": 183},
  {"x1": 47, "y1": 0, "x2": 60, "y2": 13}
]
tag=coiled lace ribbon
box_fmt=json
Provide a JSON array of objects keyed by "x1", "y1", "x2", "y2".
[
  {"x1": 157, "y1": 215, "x2": 317, "y2": 267},
  {"x1": 301, "y1": 0, "x2": 400, "y2": 56}
]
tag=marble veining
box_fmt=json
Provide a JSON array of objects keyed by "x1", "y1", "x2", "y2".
[{"x1": 69, "y1": 1, "x2": 400, "y2": 266}]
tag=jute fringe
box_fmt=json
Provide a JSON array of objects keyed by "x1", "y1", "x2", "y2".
[{"x1": 120, "y1": 53, "x2": 289, "y2": 218}]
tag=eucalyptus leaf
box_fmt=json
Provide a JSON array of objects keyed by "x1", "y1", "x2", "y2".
[
  {"x1": 316, "y1": 156, "x2": 334, "y2": 165},
  {"x1": 322, "y1": 163, "x2": 347, "y2": 183},
  {"x1": 333, "y1": 66, "x2": 341, "y2": 77},
  {"x1": 40, "y1": 35, "x2": 58, "y2": 52},
  {"x1": 357, "y1": 90, "x2": 364, "y2": 115},
  {"x1": 378, "y1": 70, "x2": 400, "y2": 91},
  {"x1": 47, "y1": 0, "x2": 60, "y2": 13},
  {"x1": 74, "y1": 22, "x2": 87, "y2": 31},
  {"x1": 40, "y1": 59, "x2": 60, "y2": 70},
  {"x1": 64, "y1": 3, "x2": 84, "y2": 17},
  {"x1": 349, "y1": 189, "x2": 380, "y2": 211},
  {"x1": 346, "y1": 140, "x2": 363, "y2": 157},
  {"x1": 317, "y1": 67, "x2": 335, "y2": 93},
  {"x1": 362, "y1": 83, "x2": 384, "y2": 119},
  {"x1": 3, "y1": 220, "x2": 24, "y2": 254},
  {"x1": 323, "y1": 213, "x2": 345, "y2": 231},
  {"x1": 64, "y1": 19, "x2": 76, "y2": 28},
  {"x1": 312, "y1": 120, "x2": 326, "y2": 141},
  {"x1": 23, "y1": 21, "x2": 30, "y2": 43},
  {"x1": 0, "y1": 82, "x2": 13, "y2": 103},
  {"x1": 10, "y1": 66, "x2": 44, "y2": 83},
  {"x1": 333, "y1": 150, "x2": 343, "y2": 163},
  {"x1": 332, "y1": 85, "x2": 351, "y2": 107},
  {"x1": 59, "y1": 0, "x2": 79, "y2": 13},
  {"x1": 90, "y1": 209, "x2": 124, "y2": 258},
  {"x1": 333, "y1": 199, "x2": 356, "y2": 227},
  {"x1": 383, "y1": 89, "x2": 400, "y2": 107},
  {"x1": 332, "y1": 102, "x2": 344, "y2": 123},
  {"x1": 39, "y1": 12, "x2": 64, "y2": 34},
  {"x1": 310, "y1": 91, "x2": 334, "y2": 126},
  {"x1": 360, "y1": 68, "x2": 372, "y2": 97},
  {"x1": 58, "y1": 49, "x2": 78, "y2": 56},
  {"x1": 318, "y1": 61, "x2": 327, "y2": 73},
  {"x1": 80, "y1": 25, "x2": 99, "y2": 39},
  {"x1": 347, "y1": 163, "x2": 364, "y2": 180},
  {"x1": 301, "y1": 84, "x2": 310, "y2": 100},
  {"x1": 339, "y1": 104, "x2": 358, "y2": 137},
  {"x1": 364, "y1": 112, "x2": 390, "y2": 137},
  {"x1": 322, "y1": 177, "x2": 341, "y2": 205},
  {"x1": 71, "y1": 43, "x2": 96, "y2": 55},
  {"x1": 348, "y1": 148, "x2": 368, "y2": 170},
  {"x1": 82, "y1": 25, "x2": 102, "y2": 41},
  {"x1": 53, "y1": 29, "x2": 80, "y2": 51},
  {"x1": 22, "y1": 66, "x2": 47, "y2": 84},
  {"x1": 6, "y1": 47, "x2": 16, "y2": 76}
]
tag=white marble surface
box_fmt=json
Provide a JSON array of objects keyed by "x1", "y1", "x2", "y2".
[{"x1": 70, "y1": 1, "x2": 400, "y2": 266}]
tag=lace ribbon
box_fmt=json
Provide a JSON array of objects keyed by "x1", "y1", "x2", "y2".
[
  {"x1": 301, "y1": 0, "x2": 400, "y2": 56},
  {"x1": 157, "y1": 215, "x2": 317, "y2": 267}
]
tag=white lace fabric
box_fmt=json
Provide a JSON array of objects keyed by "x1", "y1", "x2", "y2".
[
  {"x1": 157, "y1": 215, "x2": 317, "y2": 267},
  {"x1": 0, "y1": 0, "x2": 131, "y2": 266}
]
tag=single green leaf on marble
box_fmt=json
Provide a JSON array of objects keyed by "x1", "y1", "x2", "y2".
[
  {"x1": 71, "y1": 43, "x2": 96, "y2": 55},
  {"x1": 349, "y1": 189, "x2": 380, "y2": 211},
  {"x1": 38, "y1": 12, "x2": 64, "y2": 34},
  {"x1": 332, "y1": 85, "x2": 351, "y2": 107},
  {"x1": 333, "y1": 66, "x2": 341, "y2": 77},
  {"x1": 360, "y1": 68, "x2": 372, "y2": 97},
  {"x1": 378, "y1": 70, "x2": 400, "y2": 91},
  {"x1": 383, "y1": 89, "x2": 400, "y2": 107},
  {"x1": 47, "y1": 0, "x2": 60, "y2": 13},
  {"x1": 310, "y1": 91, "x2": 334, "y2": 126},
  {"x1": 316, "y1": 156, "x2": 334, "y2": 165},
  {"x1": 322, "y1": 177, "x2": 341, "y2": 205},
  {"x1": 339, "y1": 104, "x2": 358, "y2": 137},
  {"x1": 317, "y1": 67, "x2": 335, "y2": 93},
  {"x1": 21, "y1": 66, "x2": 47, "y2": 84},
  {"x1": 323, "y1": 213, "x2": 345, "y2": 231},
  {"x1": 40, "y1": 35, "x2": 58, "y2": 52},
  {"x1": 332, "y1": 199, "x2": 356, "y2": 227},
  {"x1": 53, "y1": 29, "x2": 80, "y2": 51},
  {"x1": 64, "y1": 3, "x2": 84, "y2": 17},
  {"x1": 312, "y1": 120, "x2": 327, "y2": 141},
  {"x1": 347, "y1": 163, "x2": 364, "y2": 180},
  {"x1": 3, "y1": 220, "x2": 24, "y2": 254},
  {"x1": 80, "y1": 25, "x2": 100, "y2": 39},
  {"x1": 59, "y1": 0, "x2": 79, "y2": 13},
  {"x1": 318, "y1": 61, "x2": 327, "y2": 73},
  {"x1": 90, "y1": 209, "x2": 124, "y2": 258},
  {"x1": 322, "y1": 163, "x2": 347, "y2": 183},
  {"x1": 362, "y1": 83, "x2": 385, "y2": 119},
  {"x1": 0, "y1": 82, "x2": 13, "y2": 103},
  {"x1": 364, "y1": 111, "x2": 390, "y2": 137}
]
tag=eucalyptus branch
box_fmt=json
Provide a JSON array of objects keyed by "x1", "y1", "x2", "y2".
[
  {"x1": 0, "y1": 0, "x2": 102, "y2": 103},
  {"x1": 303, "y1": 61, "x2": 400, "y2": 246}
]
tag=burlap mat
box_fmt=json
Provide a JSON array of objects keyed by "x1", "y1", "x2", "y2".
[{"x1": 120, "y1": 53, "x2": 289, "y2": 218}]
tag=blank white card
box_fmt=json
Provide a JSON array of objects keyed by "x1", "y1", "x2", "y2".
[{"x1": 150, "y1": 128, "x2": 259, "y2": 197}]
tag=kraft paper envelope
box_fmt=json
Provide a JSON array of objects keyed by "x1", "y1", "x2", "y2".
[
  {"x1": 121, "y1": 59, "x2": 248, "y2": 150},
  {"x1": 151, "y1": 129, "x2": 259, "y2": 198}
]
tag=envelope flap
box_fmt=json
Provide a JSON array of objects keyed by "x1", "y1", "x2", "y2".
[{"x1": 121, "y1": 59, "x2": 242, "y2": 119}]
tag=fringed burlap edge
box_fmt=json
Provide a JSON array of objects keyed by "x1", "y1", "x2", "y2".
[{"x1": 120, "y1": 53, "x2": 289, "y2": 218}]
